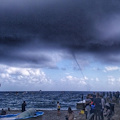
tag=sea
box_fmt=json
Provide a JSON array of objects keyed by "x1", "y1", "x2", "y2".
[{"x1": 0, "y1": 91, "x2": 106, "y2": 111}]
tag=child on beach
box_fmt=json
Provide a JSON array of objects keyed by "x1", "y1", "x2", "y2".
[
  {"x1": 57, "y1": 101, "x2": 60, "y2": 115},
  {"x1": 65, "y1": 107, "x2": 74, "y2": 120}
]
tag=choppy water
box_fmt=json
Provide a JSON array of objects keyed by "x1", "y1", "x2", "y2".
[{"x1": 0, "y1": 91, "x2": 98, "y2": 110}]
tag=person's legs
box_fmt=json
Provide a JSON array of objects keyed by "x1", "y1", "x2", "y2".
[
  {"x1": 95, "y1": 110, "x2": 97, "y2": 120},
  {"x1": 87, "y1": 110, "x2": 90, "y2": 119},
  {"x1": 97, "y1": 110, "x2": 101, "y2": 120},
  {"x1": 95, "y1": 109, "x2": 100, "y2": 120},
  {"x1": 94, "y1": 110, "x2": 96, "y2": 120},
  {"x1": 101, "y1": 109, "x2": 104, "y2": 120},
  {"x1": 85, "y1": 111, "x2": 87, "y2": 119},
  {"x1": 57, "y1": 109, "x2": 60, "y2": 115}
]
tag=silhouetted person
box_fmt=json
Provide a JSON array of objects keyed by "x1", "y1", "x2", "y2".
[
  {"x1": 8, "y1": 107, "x2": 10, "y2": 111},
  {"x1": 22, "y1": 101, "x2": 26, "y2": 112},
  {"x1": 94, "y1": 93, "x2": 102, "y2": 120},
  {"x1": 81, "y1": 94, "x2": 83, "y2": 101},
  {"x1": 1, "y1": 109, "x2": 6, "y2": 115}
]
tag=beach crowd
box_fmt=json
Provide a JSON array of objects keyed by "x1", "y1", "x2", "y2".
[
  {"x1": 0, "y1": 91, "x2": 120, "y2": 120},
  {"x1": 58, "y1": 91, "x2": 119, "y2": 120},
  {"x1": 82, "y1": 91, "x2": 119, "y2": 120},
  {"x1": 50, "y1": 91, "x2": 120, "y2": 120}
]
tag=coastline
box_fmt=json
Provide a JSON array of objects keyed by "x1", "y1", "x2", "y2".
[
  {"x1": 2, "y1": 103, "x2": 120, "y2": 120},
  {"x1": 2, "y1": 102, "x2": 120, "y2": 120}
]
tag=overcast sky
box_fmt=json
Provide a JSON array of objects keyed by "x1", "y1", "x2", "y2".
[{"x1": 0, "y1": 0, "x2": 120, "y2": 91}]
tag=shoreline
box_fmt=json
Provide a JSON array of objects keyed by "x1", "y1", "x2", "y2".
[
  {"x1": 1, "y1": 103, "x2": 119, "y2": 120},
  {"x1": 1, "y1": 101, "x2": 120, "y2": 120}
]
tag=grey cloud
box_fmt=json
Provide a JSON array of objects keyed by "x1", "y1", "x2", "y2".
[{"x1": 0, "y1": 0, "x2": 120, "y2": 67}]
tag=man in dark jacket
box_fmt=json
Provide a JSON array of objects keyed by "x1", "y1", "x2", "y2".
[
  {"x1": 22, "y1": 101, "x2": 26, "y2": 112},
  {"x1": 94, "y1": 93, "x2": 102, "y2": 120}
]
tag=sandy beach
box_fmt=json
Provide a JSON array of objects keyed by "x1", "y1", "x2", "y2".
[
  {"x1": 4, "y1": 110, "x2": 85, "y2": 120},
  {"x1": 3, "y1": 103, "x2": 120, "y2": 120}
]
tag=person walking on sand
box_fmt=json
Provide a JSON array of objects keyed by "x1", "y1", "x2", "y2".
[
  {"x1": 22, "y1": 101, "x2": 26, "y2": 112},
  {"x1": 57, "y1": 101, "x2": 60, "y2": 115}
]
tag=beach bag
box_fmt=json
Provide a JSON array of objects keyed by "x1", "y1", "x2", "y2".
[{"x1": 80, "y1": 110, "x2": 84, "y2": 114}]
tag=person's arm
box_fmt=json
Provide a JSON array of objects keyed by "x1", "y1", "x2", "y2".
[
  {"x1": 101, "y1": 99, "x2": 104, "y2": 109},
  {"x1": 24, "y1": 102, "x2": 26, "y2": 106}
]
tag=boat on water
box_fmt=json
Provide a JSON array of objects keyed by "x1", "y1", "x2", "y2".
[
  {"x1": 76, "y1": 100, "x2": 86, "y2": 109},
  {"x1": 0, "y1": 110, "x2": 44, "y2": 120}
]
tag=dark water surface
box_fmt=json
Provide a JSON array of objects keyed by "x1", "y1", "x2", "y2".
[{"x1": 0, "y1": 91, "x2": 101, "y2": 110}]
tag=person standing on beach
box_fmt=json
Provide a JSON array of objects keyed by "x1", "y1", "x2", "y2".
[
  {"x1": 81, "y1": 94, "x2": 83, "y2": 101},
  {"x1": 94, "y1": 93, "x2": 102, "y2": 120},
  {"x1": 57, "y1": 101, "x2": 60, "y2": 115},
  {"x1": 92, "y1": 92, "x2": 96, "y2": 101},
  {"x1": 0, "y1": 109, "x2": 6, "y2": 115},
  {"x1": 100, "y1": 95, "x2": 105, "y2": 120},
  {"x1": 22, "y1": 101, "x2": 26, "y2": 112},
  {"x1": 85, "y1": 94, "x2": 91, "y2": 119}
]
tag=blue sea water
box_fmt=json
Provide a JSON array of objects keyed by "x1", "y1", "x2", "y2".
[{"x1": 0, "y1": 91, "x2": 102, "y2": 111}]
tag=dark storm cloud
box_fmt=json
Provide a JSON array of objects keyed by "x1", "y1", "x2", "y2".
[{"x1": 0, "y1": 0, "x2": 120, "y2": 67}]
